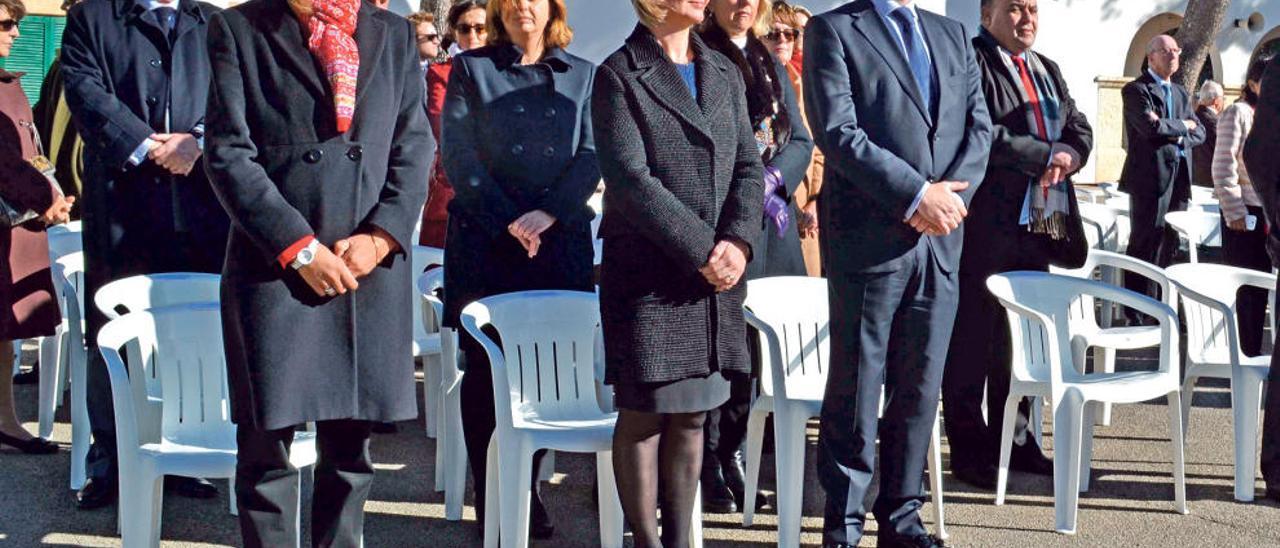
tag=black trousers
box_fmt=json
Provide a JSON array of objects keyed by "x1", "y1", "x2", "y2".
[
  {"x1": 83, "y1": 231, "x2": 226, "y2": 482},
  {"x1": 704, "y1": 334, "x2": 755, "y2": 465},
  {"x1": 1125, "y1": 175, "x2": 1190, "y2": 300},
  {"x1": 1262, "y1": 284, "x2": 1280, "y2": 488},
  {"x1": 1220, "y1": 205, "x2": 1271, "y2": 356},
  {"x1": 942, "y1": 229, "x2": 1045, "y2": 467},
  {"x1": 235, "y1": 419, "x2": 374, "y2": 548},
  {"x1": 818, "y1": 245, "x2": 956, "y2": 545}
]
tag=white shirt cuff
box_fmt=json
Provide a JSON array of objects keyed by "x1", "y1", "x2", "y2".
[
  {"x1": 903, "y1": 181, "x2": 929, "y2": 221},
  {"x1": 128, "y1": 138, "x2": 156, "y2": 167}
]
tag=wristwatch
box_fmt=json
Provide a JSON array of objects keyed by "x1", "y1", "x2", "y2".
[{"x1": 290, "y1": 239, "x2": 320, "y2": 270}]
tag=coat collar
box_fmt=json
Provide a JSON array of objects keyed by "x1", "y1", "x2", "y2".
[
  {"x1": 623, "y1": 24, "x2": 733, "y2": 140},
  {"x1": 352, "y1": 1, "x2": 387, "y2": 109},
  {"x1": 116, "y1": 0, "x2": 207, "y2": 43},
  {"x1": 260, "y1": 0, "x2": 387, "y2": 110},
  {"x1": 848, "y1": 0, "x2": 934, "y2": 124},
  {"x1": 490, "y1": 42, "x2": 573, "y2": 72}
]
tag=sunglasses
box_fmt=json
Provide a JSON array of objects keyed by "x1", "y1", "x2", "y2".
[
  {"x1": 417, "y1": 33, "x2": 441, "y2": 43},
  {"x1": 456, "y1": 24, "x2": 487, "y2": 35},
  {"x1": 0, "y1": 19, "x2": 18, "y2": 32},
  {"x1": 763, "y1": 29, "x2": 799, "y2": 42}
]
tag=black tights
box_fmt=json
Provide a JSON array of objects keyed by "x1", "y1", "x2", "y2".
[{"x1": 612, "y1": 409, "x2": 706, "y2": 548}]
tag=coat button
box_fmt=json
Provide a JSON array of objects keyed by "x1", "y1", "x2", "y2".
[
  {"x1": 511, "y1": 144, "x2": 525, "y2": 155},
  {"x1": 346, "y1": 146, "x2": 362, "y2": 162},
  {"x1": 544, "y1": 107, "x2": 556, "y2": 118},
  {"x1": 513, "y1": 104, "x2": 526, "y2": 114},
  {"x1": 146, "y1": 96, "x2": 159, "y2": 106},
  {"x1": 149, "y1": 58, "x2": 162, "y2": 68},
  {"x1": 304, "y1": 149, "x2": 324, "y2": 163},
  {"x1": 543, "y1": 146, "x2": 556, "y2": 157}
]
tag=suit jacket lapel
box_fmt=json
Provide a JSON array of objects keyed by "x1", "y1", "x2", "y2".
[
  {"x1": 262, "y1": 0, "x2": 328, "y2": 102},
  {"x1": 172, "y1": 0, "x2": 204, "y2": 42},
  {"x1": 353, "y1": 4, "x2": 386, "y2": 110},
  {"x1": 850, "y1": 5, "x2": 930, "y2": 123},
  {"x1": 691, "y1": 33, "x2": 730, "y2": 122},
  {"x1": 628, "y1": 26, "x2": 713, "y2": 140}
]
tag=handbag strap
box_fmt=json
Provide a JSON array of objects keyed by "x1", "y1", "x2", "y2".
[{"x1": 21, "y1": 120, "x2": 48, "y2": 158}]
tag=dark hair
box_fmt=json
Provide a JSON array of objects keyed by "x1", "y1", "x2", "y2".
[
  {"x1": 0, "y1": 0, "x2": 26, "y2": 21},
  {"x1": 1243, "y1": 56, "x2": 1270, "y2": 106},
  {"x1": 446, "y1": 0, "x2": 486, "y2": 37}
]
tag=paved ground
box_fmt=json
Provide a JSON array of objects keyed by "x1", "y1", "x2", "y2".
[{"x1": 2, "y1": 348, "x2": 1279, "y2": 547}]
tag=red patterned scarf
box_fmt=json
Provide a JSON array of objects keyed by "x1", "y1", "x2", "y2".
[{"x1": 292, "y1": 0, "x2": 360, "y2": 132}]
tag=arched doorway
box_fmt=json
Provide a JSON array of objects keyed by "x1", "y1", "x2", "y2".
[
  {"x1": 1123, "y1": 12, "x2": 1221, "y2": 86},
  {"x1": 1253, "y1": 26, "x2": 1280, "y2": 66}
]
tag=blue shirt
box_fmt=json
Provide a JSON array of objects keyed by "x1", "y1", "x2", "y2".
[
  {"x1": 872, "y1": 0, "x2": 935, "y2": 220},
  {"x1": 676, "y1": 62, "x2": 697, "y2": 102}
]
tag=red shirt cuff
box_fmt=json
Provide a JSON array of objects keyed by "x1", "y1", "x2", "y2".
[{"x1": 278, "y1": 235, "x2": 316, "y2": 269}]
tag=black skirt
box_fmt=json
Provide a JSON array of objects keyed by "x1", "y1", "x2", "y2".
[{"x1": 612, "y1": 371, "x2": 731, "y2": 414}]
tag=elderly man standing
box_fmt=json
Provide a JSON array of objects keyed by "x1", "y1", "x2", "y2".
[
  {"x1": 1243, "y1": 55, "x2": 1280, "y2": 504},
  {"x1": 804, "y1": 0, "x2": 991, "y2": 545},
  {"x1": 942, "y1": 0, "x2": 1093, "y2": 489},
  {"x1": 1120, "y1": 35, "x2": 1205, "y2": 305},
  {"x1": 1192, "y1": 80, "x2": 1224, "y2": 188}
]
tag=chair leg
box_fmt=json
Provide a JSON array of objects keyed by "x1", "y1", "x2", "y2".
[
  {"x1": 1230, "y1": 371, "x2": 1265, "y2": 502},
  {"x1": 497, "y1": 438, "x2": 533, "y2": 548},
  {"x1": 444, "y1": 369, "x2": 466, "y2": 521},
  {"x1": 928, "y1": 408, "x2": 946, "y2": 541},
  {"x1": 229, "y1": 472, "x2": 238, "y2": 516},
  {"x1": 538, "y1": 451, "x2": 555, "y2": 482},
  {"x1": 37, "y1": 334, "x2": 59, "y2": 439},
  {"x1": 1052, "y1": 392, "x2": 1086, "y2": 535},
  {"x1": 423, "y1": 353, "x2": 441, "y2": 439},
  {"x1": 1180, "y1": 375, "x2": 1198, "y2": 446},
  {"x1": 774, "y1": 407, "x2": 806, "y2": 548},
  {"x1": 484, "y1": 436, "x2": 500, "y2": 548},
  {"x1": 120, "y1": 471, "x2": 163, "y2": 548},
  {"x1": 1166, "y1": 390, "x2": 1188, "y2": 514},
  {"x1": 595, "y1": 451, "x2": 624, "y2": 548},
  {"x1": 1030, "y1": 396, "x2": 1044, "y2": 449},
  {"x1": 995, "y1": 395, "x2": 1020, "y2": 506},
  {"x1": 1079, "y1": 403, "x2": 1096, "y2": 493},
  {"x1": 1096, "y1": 348, "x2": 1115, "y2": 426},
  {"x1": 688, "y1": 483, "x2": 703, "y2": 548},
  {"x1": 741, "y1": 405, "x2": 769, "y2": 527},
  {"x1": 69, "y1": 343, "x2": 89, "y2": 491}
]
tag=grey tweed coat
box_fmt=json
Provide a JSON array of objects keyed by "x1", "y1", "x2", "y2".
[{"x1": 594, "y1": 25, "x2": 764, "y2": 385}]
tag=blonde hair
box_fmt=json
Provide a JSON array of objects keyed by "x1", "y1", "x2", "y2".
[
  {"x1": 488, "y1": 0, "x2": 574, "y2": 49},
  {"x1": 407, "y1": 12, "x2": 436, "y2": 26},
  {"x1": 630, "y1": 0, "x2": 669, "y2": 29},
  {"x1": 706, "y1": 0, "x2": 774, "y2": 37}
]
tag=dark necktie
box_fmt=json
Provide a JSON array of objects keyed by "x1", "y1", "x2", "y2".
[
  {"x1": 889, "y1": 7, "x2": 933, "y2": 110},
  {"x1": 1011, "y1": 56, "x2": 1048, "y2": 139},
  {"x1": 155, "y1": 7, "x2": 177, "y2": 43}
]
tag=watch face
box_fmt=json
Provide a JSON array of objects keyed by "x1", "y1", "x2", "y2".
[{"x1": 298, "y1": 248, "x2": 315, "y2": 264}]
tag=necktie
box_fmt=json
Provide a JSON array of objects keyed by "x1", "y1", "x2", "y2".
[
  {"x1": 1011, "y1": 56, "x2": 1048, "y2": 139},
  {"x1": 889, "y1": 7, "x2": 933, "y2": 111},
  {"x1": 1162, "y1": 82, "x2": 1174, "y2": 119},
  {"x1": 155, "y1": 7, "x2": 177, "y2": 43}
]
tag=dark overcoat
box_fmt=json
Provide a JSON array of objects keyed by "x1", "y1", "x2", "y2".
[
  {"x1": 1245, "y1": 57, "x2": 1280, "y2": 267},
  {"x1": 440, "y1": 44, "x2": 598, "y2": 331},
  {"x1": 0, "y1": 72, "x2": 61, "y2": 339},
  {"x1": 744, "y1": 57, "x2": 811, "y2": 280},
  {"x1": 61, "y1": 0, "x2": 231, "y2": 339},
  {"x1": 1117, "y1": 71, "x2": 1207, "y2": 198},
  {"x1": 204, "y1": 0, "x2": 434, "y2": 430},
  {"x1": 594, "y1": 26, "x2": 764, "y2": 385}
]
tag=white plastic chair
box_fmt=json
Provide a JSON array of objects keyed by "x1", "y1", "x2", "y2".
[
  {"x1": 94, "y1": 273, "x2": 221, "y2": 321},
  {"x1": 417, "y1": 268, "x2": 465, "y2": 521},
  {"x1": 986, "y1": 272, "x2": 1186, "y2": 534},
  {"x1": 460, "y1": 290, "x2": 624, "y2": 548},
  {"x1": 739, "y1": 277, "x2": 946, "y2": 546},
  {"x1": 412, "y1": 245, "x2": 445, "y2": 438},
  {"x1": 1052, "y1": 250, "x2": 1174, "y2": 426},
  {"x1": 1077, "y1": 202, "x2": 1127, "y2": 253},
  {"x1": 46, "y1": 229, "x2": 82, "y2": 263},
  {"x1": 41, "y1": 253, "x2": 91, "y2": 490},
  {"x1": 1164, "y1": 210, "x2": 1222, "y2": 263},
  {"x1": 1167, "y1": 263, "x2": 1277, "y2": 502},
  {"x1": 99, "y1": 303, "x2": 316, "y2": 547}
]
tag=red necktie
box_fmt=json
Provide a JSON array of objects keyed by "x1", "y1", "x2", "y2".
[{"x1": 1012, "y1": 56, "x2": 1048, "y2": 139}]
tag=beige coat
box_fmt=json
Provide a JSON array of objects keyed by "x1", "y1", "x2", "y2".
[{"x1": 786, "y1": 62, "x2": 824, "y2": 276}]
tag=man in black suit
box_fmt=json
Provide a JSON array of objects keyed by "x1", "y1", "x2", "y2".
[
  {"x1": 943, "y1": 0, "x2": 1093, "y2": 489},
  {"x1": 1242, "y1": 55, "x2": 1280, "y2": 504},
  {"x1": 803, "y1": 1, "x2": 991, "y2": 545},
  {"x1": 1120, "y1": 34, "x2": 1206, "y2": 301},
  {"x1": 61, "y1": 0, "x2": 231, "y2": 509},
  {"x1": 1191, "y1": 80, "x2": 1223, "y2": 188}
]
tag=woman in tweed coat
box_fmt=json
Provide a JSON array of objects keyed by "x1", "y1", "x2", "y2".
[{"x1": 593, "y1": 0, "x2": 763, "y2": 544}]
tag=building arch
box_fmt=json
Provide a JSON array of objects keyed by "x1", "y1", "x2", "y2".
[
  {"x1": 1124, "y1": 12, "x2": 1222, "y2": 85},
  {"x1": 1253, "y1": 26, "x2": 1280, "y2": 66}
]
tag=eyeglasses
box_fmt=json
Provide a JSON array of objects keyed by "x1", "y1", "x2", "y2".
[
  {"x1": 456, "y1": 24, "x2": 487, "y2": 36},
  {"x1": 417, "y1": 33, "x2": 441, "y2": 43},
  {"x1": 0, "y1": 19, "x2": 18, "y2": 32},
  {"x1": 763, "y1": 29, "x2": 799, "y2": 42},
  {"x1": 1153, "y1": 47, "x2": 1182, "y2": 56}
]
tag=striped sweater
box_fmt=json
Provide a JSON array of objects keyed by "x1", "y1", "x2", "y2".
[{"x1": 1211, "y1": 101, "x2": 1261, "y2": 222}]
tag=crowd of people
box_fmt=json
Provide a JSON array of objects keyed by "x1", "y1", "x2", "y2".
[{"x1": 0, "y1": 0, "x2": 1278, "y2": 547}]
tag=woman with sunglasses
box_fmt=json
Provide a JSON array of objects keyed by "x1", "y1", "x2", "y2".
[
  {"x1": 409, "y1": 12, "x2": 444, "y2": 71},
  {"x1": 419, "y1": 0, "x2": 489, "y2": 247},
  {"x1": 695, "y1": 0, "x2": 812, "y2": 514},
  {"x1": 762, "y1": 1, "x2": 823, "y2": 276}
]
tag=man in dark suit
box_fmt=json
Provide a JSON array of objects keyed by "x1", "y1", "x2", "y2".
[
  {"x1": 1120, "y1": 35, "x2": 1206, "y2": 302},
  {"x1": 943, "y1": 0, "x2": 1093, "y2": 489},
  {"x1": 61, "y1": 0, "x2": 231, "y2": 509},
  {"x1": 803, "y1": 1, "x2": 991, "y2": 545},
  {"x1": 1242, "y1": 55, "x2": 1280, "y2": 504},
  {"x1": 1191, "y1": 80, "x2": 1223, "y2": 188}
]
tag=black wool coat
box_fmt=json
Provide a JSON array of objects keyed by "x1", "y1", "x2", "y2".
[
  {"x1": 594, "y1": 25, "x2": 764, "y2": 385},
  {"x1": 204, "y1": 0, "x2": 434, "y2": 430},
  {"x1": 440, "y1": 44, "x2": 598, "y2": 331},
  {"x1": 1118, "y1": 71, "x2": 1207, "y2": 197}
]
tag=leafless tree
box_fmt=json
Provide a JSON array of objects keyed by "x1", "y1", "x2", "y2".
[{"x1": 1174, "y1": 0, "x2": 1231, "y2": 90}]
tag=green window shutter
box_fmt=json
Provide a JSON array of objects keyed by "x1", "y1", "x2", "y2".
[{"x1": 0, "y1": 15, "x2": 65, "y2": 104}]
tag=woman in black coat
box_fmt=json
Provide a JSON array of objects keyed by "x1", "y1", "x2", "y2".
[
  {"x1": 440, "y1": 0, "x2": 598, "y2": 537},
  {"x1": 204, "y1": 0, "x2": 432, "y2": 544},
  {"x1": 697, "y1": 0, "x2": 814, "y2": 513},
  {"x1": 593, "y1": 2, "x2": 763, "y2": 545}
]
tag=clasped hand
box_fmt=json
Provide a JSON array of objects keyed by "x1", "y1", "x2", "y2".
[
  {"x1": 297, "y1": 229, "x2": 396, "y2": 298},
  {"x1": 508, "y1": 210, "x2": 556, "y2": 258},
  {"x1": 699, "y1": 240, "x2": 748, "y2": 293},
  {"x1": 41, "y1": 194, "x2": 75, "y2": 225},
  {"x1": 906, "y1": 181, "x2": 969, "y2": 236},
  {"x1": 148, "y1": 133, "x2": 202, "y2": 176},
  {"x1": 1040, "y1": 142, "x2": 1082, "y2": 190}
]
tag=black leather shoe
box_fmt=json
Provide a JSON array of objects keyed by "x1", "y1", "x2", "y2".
[
  {"x1": 11, "y1": 367, "x2": 38, "y2": 385},
  {"x1": 721, "y1": 450, "x2": 767, "y2": 511},
  {"x1": 1266, "y1": 484, "x2": 1280, "y2": 503},
  {"x1": 700, "y1": 456, "x2": 737, "y2": 513},
  {"x1": 1009, "y1": 443, "x2": 1054, "y2": 476},
  {"x1": 165, "y1": 476, "x2": 219, "y2": 499},
  {"x1": 76, "y1": 478, "x2": 118, "y2": 510},
  {"x1": 879, "y1": 533, "x2": 946, "y2": 548},
  {"x1": 0, "y1": 430, "x2": 58, "y2": 454},
  {"x1": 530, "y1": 487, "x2": 555, "y2": 540},
  {"x1": 950, "y1": 461, "x2": 996, "y2": 490}
]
